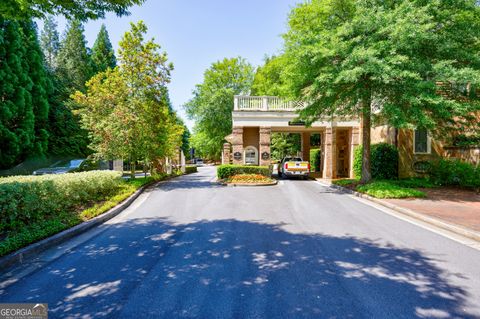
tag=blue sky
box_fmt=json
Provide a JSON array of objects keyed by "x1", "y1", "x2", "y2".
[{"x1": 39, "y1": 0, "x2": 302, "y2": 130}]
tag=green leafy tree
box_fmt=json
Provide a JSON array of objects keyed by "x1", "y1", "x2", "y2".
[
  {"x1": 91, "y1": 24, "x2": 116, "y2": 74},
  {"x1": 176, "y1": 118, "x2": 191, "y2": 158},
  {"x1": 251, "y1": 55, "x2": 288, "y2": 96},
  {"x1": 74, "y1": 21, "x2": 183, "y2": 177},
  {"x1": 185, "y1": 57, "x2": 254, "y2": 159},
  {"x1": 40, "y1": 15, "x2": 60, "y2": 71},
  {"x1": 0, "y1": 0, "x2": 145, "y2": 21},
  {"x1": 283, "y1": 0, "x2": 480, "y2": 182},
  {"x1": 270, "y1": 133, "x2": 301, "y2": 160},
  {"x1": 56, "y1": 20, "x2": 92, "y2": 96}
]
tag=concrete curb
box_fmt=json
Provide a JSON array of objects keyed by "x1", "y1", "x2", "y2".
[
  {"x1": 0, "y1": 181, "x2": 155, "y2": 271},
  {"x1": 318, "y1": 180, "x2": 480, "y2": 243},
  {"x1": 221, "y1": 180, "x2": 278, "y2": 187}
]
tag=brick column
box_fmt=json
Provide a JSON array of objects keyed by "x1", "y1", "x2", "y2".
[
  {"x1": 259, "y1": 126, "x2": 271, "y2": 166},
  {"x1": 323, "y1": 127, "x2": 336, "y2": 179},
  {"x1": 349, "y1": 127, "x2": 360, "y2": 178},
  {"x1": 222, "y1": 143, "x2": 231, "y2": 165},
  {"x1": 231, "y1": 127, "x2": 244, "y2": 165},
  {"x1": 302, "y1": 132, "x2": 311, "y2": 163}
]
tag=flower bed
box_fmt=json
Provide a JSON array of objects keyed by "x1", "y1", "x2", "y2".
[{"x1": 227, "y1": 174, "x2": 275, "y2": 184}]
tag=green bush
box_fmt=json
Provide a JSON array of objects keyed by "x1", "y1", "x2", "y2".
[
  {"x1": 356, "y1": 181, "x2": 425, "y2": 199},
  {"x1": 429, "y1": 159, "x2": 480, "y2": 189},
  {"x1": 0, "y1": 171, "x2": 123, "y2": 233},
  {"x1": 217, "y1": 165, "x2": 270, "y2": 179},
  {"x1": 391, "y1": 178, "x2": 436, "y2": 189},
  {"x1": 310, "y1": 149, "x2": 321, "y2": 172},
  {"x1": 185, "y1": 166, "x2": 198, "y2": 174},
  {"x1": 353, "y1": 143, "x2": 399, "y2": 180}
]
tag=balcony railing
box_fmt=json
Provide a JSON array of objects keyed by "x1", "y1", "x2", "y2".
[{"x1": 234, "y1": 96, "x2": 305, "y2": 111}]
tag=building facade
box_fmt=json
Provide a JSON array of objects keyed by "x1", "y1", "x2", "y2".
[{"x1": 223, "y1": 96, "x2": 479, "y2": 179}]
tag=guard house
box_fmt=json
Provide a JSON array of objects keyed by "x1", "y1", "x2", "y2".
[{"x1": 223, "y1": 96, "x2": 361, "y2": 179}]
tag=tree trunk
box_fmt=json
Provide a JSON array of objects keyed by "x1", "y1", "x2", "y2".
[
  {"x1": 130, "y1": 161, "x2": 136, "y2": 179},
  {"x1": 361, "y1": 97, "x2": 372, "y2": 183}
]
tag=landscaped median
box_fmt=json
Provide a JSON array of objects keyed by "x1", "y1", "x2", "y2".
[
  {"x1": 0, "y1": 170, "x2": 177, "y2": 257},
  {"x1": 217, "y1": 165, "x2": 276, "y2": 186}
]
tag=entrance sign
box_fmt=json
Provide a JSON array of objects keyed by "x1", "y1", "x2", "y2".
[
  {"x1": 233, "y1": 152, "x2": 242, "y2": 161},
  {"x1": 261, "y1": 152, "x2": 270, "y2": 161}
]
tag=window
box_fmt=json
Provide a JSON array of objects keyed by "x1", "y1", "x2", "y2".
[
  {"x1": 414, "y1": 129, "x2": 431, "y2": 154},
  {"x1": 244, "y1": 146, "x2": 258, "y2": 165}
]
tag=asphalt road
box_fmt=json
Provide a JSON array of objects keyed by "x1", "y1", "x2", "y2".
[{"x1": 1, "y1": 166, "x2": 480, "y2": 318}]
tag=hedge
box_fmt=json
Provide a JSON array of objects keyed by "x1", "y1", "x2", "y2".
[
  {"x1": 185, "y1": 166, "x2": 198, "y2": 174},
  {"x1": 217, "y1": 165, "x2": 270, "y2": 179},
  {"x1": 0, "y1": 171, "x2": 123, "y2": 233},
  {"x1": 310, "y1": 149, "x2": 321, "y2": 172},
  {"x1": 354, "y1": 143, "x2": 399, "y2": 179},
  {"x1": 429, "y1": 159, "x2": 480, "y2": 189}
]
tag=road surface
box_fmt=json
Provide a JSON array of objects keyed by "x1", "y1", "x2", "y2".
[{"x1": 1, "y1": 166, "x2": 480, "y2": 318}]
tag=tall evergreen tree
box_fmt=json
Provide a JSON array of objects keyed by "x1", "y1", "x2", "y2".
[
  {"x1": 91, "y1": 24, "x2": 116, "y2": 74},
  {"x1": 0, "y1": 19, "x2": 34, "y2": 168},
  {"x1": 56, "y1": 20, "x2": 92, "y2": 96},
  {"x1": 40, "y1": 16, "x2": 60, "y2": 71},
  {"x1": 22, "y1": 21, "x2": 51, "y2": 156}
]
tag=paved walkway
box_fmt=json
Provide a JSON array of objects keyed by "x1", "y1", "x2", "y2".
[{"x1": 384, "y1": 188, "x2": 480, "y2": 232}]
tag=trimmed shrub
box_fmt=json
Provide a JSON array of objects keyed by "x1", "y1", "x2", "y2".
[
  {"x1": 310, "y1": 149, "x2": 321, "y2": 172},
  {"x1": 353, "y1": 146, "x2": 363, "y2": 179},
  {"x1": 429, "y1": 159, "x2": 480, "y2": 189},
  {"x1": 353, "y1": 143, "x2": 399, "y2": 180},
  {"x1": 0, "y1": 171, "x2": 123, "y2": 232},
  {"x1": 217, "y1": 165, "x2": 270, "y2": 179},
  {"x1": 185, "y1": 166, "x2": 198, "y2": 174}
]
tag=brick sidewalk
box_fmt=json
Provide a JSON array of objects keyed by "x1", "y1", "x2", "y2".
[{"x1": 384, "y1": 188, "x2": 480, "y2": 232}]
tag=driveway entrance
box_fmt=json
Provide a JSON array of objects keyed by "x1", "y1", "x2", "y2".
[{"x1": 223, "y1": 96, "x2": 359, "y2": 178}]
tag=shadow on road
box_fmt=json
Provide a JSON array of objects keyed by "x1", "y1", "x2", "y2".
[{"x1": 1, "y1": 219, "x2": 474, "y2": 318}]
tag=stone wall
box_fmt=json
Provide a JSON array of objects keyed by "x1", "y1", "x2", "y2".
[
  {"x1": 443, "y1": 147, "x2": 480, "y2": 166},
  {"x1": 259, "y1": 127, "x2": 271, "y2": 166},
  {"x1": 231, "y1": 127, "x2": 244, "y2": 165}
]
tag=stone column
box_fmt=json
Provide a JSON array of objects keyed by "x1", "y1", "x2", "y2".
[
  {"x1": 259, "y1": 126, "x2": 271, "y2": 166},
  {"x1": 349, "y1": 127, "x2": 360, "y2": 178},
  {"x1": 323, "y1": 127, "x2": 336, "y2": 179},
  {"x1": 231, "y1": 127, "x2": 244, "y2": 165},
  {"x1": 222, "y1": 143, "x2": 231, "y2": 165},
  {"x1": 302, "y1": 132, "x2": 311, "y2": 163}
]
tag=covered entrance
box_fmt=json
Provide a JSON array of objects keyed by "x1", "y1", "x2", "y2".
[{"x1": 223, "y1": 96, "x2": 360, "y2": 179}]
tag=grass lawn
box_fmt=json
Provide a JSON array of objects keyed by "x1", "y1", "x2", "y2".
[
  {"x1": 0, "y1": 176, "x2": 159, "y2": 257},
  {"x1": 332, "y1": 178, "x2": 434, "y2": 199}
]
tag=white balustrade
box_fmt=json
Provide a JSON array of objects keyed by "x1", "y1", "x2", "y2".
[{"x1": 234, "y1": 96, "x2": 304, "y2": 111}]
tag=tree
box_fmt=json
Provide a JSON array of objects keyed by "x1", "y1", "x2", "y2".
[
  {"x1": 40, "y1": 15, "x2": 60, "y2": 71},
  {"x1": 176, "y1": 118, "x2": 191, "y2": 159},
  {"x1": 22, "y1": 20, "x2": 50, "y2": 156},
  {"x1": 185, "y1": 57, "x2": 254, "y2": 159},
  {"x1": 73, "y1": 21, "x2": 183, "y2": 177},
  {"x1": 0, "y1": 0, "x2": 145, "y2": 21},
  {"x1": 91, "y1": 24, "x2": 116, "y2": 74},
  {"x1": 270, "y1": 133, "x2": 301, "y2": 161},
  {"x1": 283, "y1": 0, "x2": 480, "y2": 182},
  {"x1": 0, "y1": 18, "x2": 52, "y2": 168},
  {"x1": 56, "y1": 20, "x2": 92, "y2": 96},
  {"x1": 0, "y1": 19, "x2": 33, "y2": 168},
  {"x1": 251, "y1": 55, "x2": 288, "y2": 96}
]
